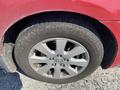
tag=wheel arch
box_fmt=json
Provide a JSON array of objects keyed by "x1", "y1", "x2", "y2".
[{"x1": 3, "y1": 11, "x2": 118, "y2": 69}]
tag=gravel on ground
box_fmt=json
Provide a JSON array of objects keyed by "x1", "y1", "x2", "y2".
[{"x1": 0, "y1": 67, "x2": 120, "y2": 90}]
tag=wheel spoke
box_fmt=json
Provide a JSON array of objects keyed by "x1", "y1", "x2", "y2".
[
  {"x1": 53, "y1": 64, "x2": 61, "y2": 78},
  {"x1": 29, "y1": 55, "x2": 49, "y2": 64},
  {"x1": 69, "y1": 58, "x2": 88, "y2": 67},
  {"x1": 37, "y1": 64, "x2": 52, "y2": 74},
  {"x1": 34, "y1": 43, "x2": 55, "y2": 57},
  {"x1": 29, "y1": 38, "x2": 90, "y2": 79},
  {"x1": 56, "y1": 39, "x2": 67, "y2": 54},
  {"x1": 65, "y1": 46, "x2": 86, "y2": 58},
  {"x1": 64, "y1": 66, "x2": 77, "y2": 76}
]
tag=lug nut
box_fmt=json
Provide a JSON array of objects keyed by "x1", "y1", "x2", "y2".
[
  {"x1": 64, "y1": 59, "x2": 69, "y2": 61},
  {"x1": 60, "y1": 63, "x2": 65, "y2": 67},
  {"x1": 52, "y1": 63, "x2": 56, "y2": 66},
  {"x1": 60, "y1": 55, "x2": 62, "y2": 57},
  {"x1": 57, "y1": 54, "x2": 62, "y2": 57},
  {"x1": 52, "y1": 63, "x2": 54, "y2": 66},
  {"x1": 67, "y1": 59, "x2": 69, "y2": 61}
]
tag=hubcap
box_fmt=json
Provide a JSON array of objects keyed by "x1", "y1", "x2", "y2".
[{"x1": 28, "y1": 38, "x2": 90, "y2": 79}]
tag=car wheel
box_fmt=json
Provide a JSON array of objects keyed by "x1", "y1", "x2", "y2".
[{"x1": 14, "y1": 21, "x2": 104, "y2": 84}]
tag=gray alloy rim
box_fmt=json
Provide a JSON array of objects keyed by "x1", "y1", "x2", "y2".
[{"x1": 28, "y1": 38, "x2": 90, "y2": 79}]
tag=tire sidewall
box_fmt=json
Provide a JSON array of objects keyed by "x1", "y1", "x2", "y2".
[{"x1": 14, "y1": 22, "x2": 104, "y2": 84}]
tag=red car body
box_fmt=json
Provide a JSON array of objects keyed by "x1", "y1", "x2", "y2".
[{"x1": 0, "y1": 0, "x2": 120, "y2": 71}]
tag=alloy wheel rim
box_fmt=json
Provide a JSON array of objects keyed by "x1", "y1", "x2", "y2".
[{"x1": 28, "y1": 38, "x2": 90, "y2": 79}]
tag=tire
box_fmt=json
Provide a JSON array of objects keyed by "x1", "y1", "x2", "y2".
[{"x1": 14, "y1": 21, "x2": 104, "y2": 84}]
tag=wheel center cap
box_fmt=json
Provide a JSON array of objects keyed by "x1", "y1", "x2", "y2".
[{"x1": 54, "y1": 57, "x2": 64, "y2": 63}]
